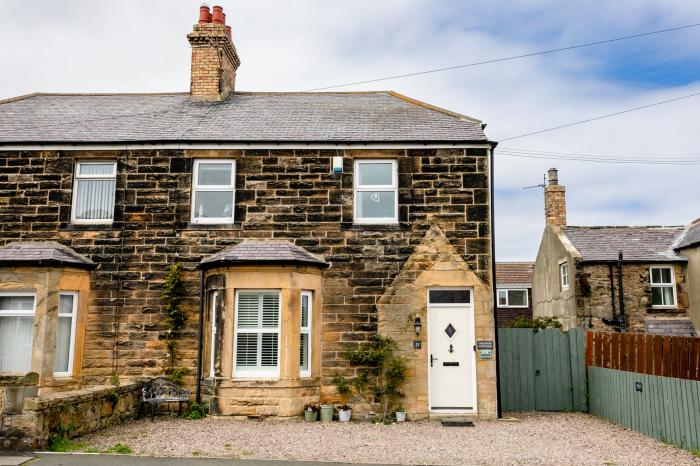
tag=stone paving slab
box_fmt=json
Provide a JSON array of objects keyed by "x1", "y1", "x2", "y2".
[{"x1": 0, "y1": 457, "x2": 33, "y2": 466}]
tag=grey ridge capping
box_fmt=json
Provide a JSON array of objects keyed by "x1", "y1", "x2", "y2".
[
  {"x1": 0, "y1": 241, "x2": 97, "y2": 270},
  {"x1": 0, "y1": 92, "x2": 489, "y2": 144},
  {"x1": 675, "y1": 220, "x2": 700, "y2": 250},
  {"x1": 198, "y1": 241, "x2": 329, "y2": 270},
  {"x1": 563, "y1": 226, "x2": 688, "y2": 262},
  {"x1": 645, "y1": 318, "x2": 696, "y2": 337}
]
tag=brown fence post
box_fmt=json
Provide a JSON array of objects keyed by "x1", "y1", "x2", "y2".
[{"x1": 586, "y1": 331, "x2": 594, "y2": 367}]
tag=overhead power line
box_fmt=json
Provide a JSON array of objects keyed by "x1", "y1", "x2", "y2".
[
  {"x1": 495, "y1": 147, "x2": 700, "y2": 165},
  {"x1": 306, "y1": 23, "x2": 700, "y2": 91}
]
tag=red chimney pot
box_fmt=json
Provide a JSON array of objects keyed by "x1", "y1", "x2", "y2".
[
  {"x1": 225, "y1": 25, "x2": 232, "y2": 37},
  {"x1": 198, "y1": 5, "x2": 212, "y2": 24},
  {"x1": 212, "y1": 6, "x2": 224, "y2": 24}
]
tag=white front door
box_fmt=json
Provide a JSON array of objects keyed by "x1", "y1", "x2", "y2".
[{"x1": 428, "y1": 288, "x2": 476, "y2": 413}]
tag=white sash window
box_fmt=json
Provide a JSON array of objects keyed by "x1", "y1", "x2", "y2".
[
  {"x1": 0, "y1": 293, "x2": 35, "y2": 372},
  {"x1": 54, "y1": 293, "x2": 78, "y2": 376},
  {"x1": 234, "y1": 291, "x2": 280, "y2": 378},
  {"x1": 650, "y1": 266, "x2": 677, "y2": 308},
  {"x1": 354, "y1": 159, "x2": 398, "y2": 224},
  {"x1": 72, "y1": 161, "x2": 117, "y2": 223},
  {"x1": 300, "y1": 291, "x2": 312, "y2": 377},
  {"x1": 192, "y1": 160, "x2": 236, "y2": 224}
]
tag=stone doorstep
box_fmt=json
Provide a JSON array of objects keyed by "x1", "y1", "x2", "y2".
[{"x1": 440, "y1": 416, "x2": 476, "y2": 427}]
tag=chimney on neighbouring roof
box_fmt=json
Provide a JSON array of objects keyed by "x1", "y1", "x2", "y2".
[
  {"x1": 187, "y1": 4, "x2": 241, "y2": 101},
  {"x1": 544, "y1": 168, "x2": 566, "y2": 226}
]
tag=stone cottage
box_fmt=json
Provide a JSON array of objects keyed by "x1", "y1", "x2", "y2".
[
  {"x1": 533, "y1": 168, "x2": 700, "y2": 336},
  {"x1": 0, "y1": 5, "x2": 498, "y2": 422}
]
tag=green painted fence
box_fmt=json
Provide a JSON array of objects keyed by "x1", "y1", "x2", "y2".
[
  {"x1": 498, "y1": 328, "x2": 587, "y2": 412},
  {"x1": 589, "y1": 366, "x2": 700, "y2": 450}
]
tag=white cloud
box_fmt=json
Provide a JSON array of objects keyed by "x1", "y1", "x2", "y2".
[{"x1": 1, "y1": 0, "x2": 699, "y2": 261}]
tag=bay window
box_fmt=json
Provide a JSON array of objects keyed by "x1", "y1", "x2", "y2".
[
  {"x1": 300, "y1": 291, "x2": 312, "y2": 377},
  {"x1": 0, "y1": 293, "x2": 35, "y2": 372},
  {"x1": 71, "y1": 161, "x2": 117, "y2": 223},
  {"x1": 354, "y1": 159, "x2": 398, "y2": 224},
  {"x1": 54, "y1": 293, "x2": 78, "y2": 376},
  {"x1": 234, "y1": 291, "x2": 280, "y2": 377},
  {"x1": 650, "y1": 266, "x2": 677, "y2": 308},
  {"x1": 192, "y1": 160, "x2": 236, "y2": 224}
]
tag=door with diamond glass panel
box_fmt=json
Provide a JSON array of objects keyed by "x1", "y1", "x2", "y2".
[{"x1": 427, "y1": 288, "x2": 476, "y2": 413}]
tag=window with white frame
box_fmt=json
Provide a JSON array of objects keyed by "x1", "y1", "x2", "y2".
[
  {"x1": 0, "y1": 293, "x2": 35, "y2": 372},
  {"x1": 300, "y1": 291, "x2": 312, "y2": 377},
  {"x1": 234, "y1": 291, "x2": 280, "y2": 377},
  {"x1": 650, "y1": 266, "x2": 677, "y2": 307},
  {"x1": 560, "y1": 262, "x2": 569, "y2": 289},
  {"x1": 54, "y1": 293, "x2": 78, "y2": 376},
  {"x1": 72, "y1": 161, "x2": 117, "y2": 223},
  {"x1": 497, "y1": 289, "x2": 528, "y2": 308},
  {"x1": 353, "y1": 159, "x2": 398, "y2": 224},
  {"x1": 209, "y1": 290, "x2": 220, "y2": 378},
  {"x1": 191, "y1": 160, "x2": 236, "y2": 223}
]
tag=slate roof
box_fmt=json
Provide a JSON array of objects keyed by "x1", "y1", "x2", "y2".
[
  {"x1": 0, "y1": 92, "x2": 488, "y2": 144},
  {"x1": 199, "y1": 241, "x2": 329, "y2": 270},
  {"x1": 675, "y1": 220, "x2": 700, "y2": 250},
  {"x1": 0, "y1": 241, "x2": 96, "y2": 270},
  {"x1": 495, "y1": 262, "x2": 534, "y2": 286},
  {"x1": 645, "y1": 319, "x2": 696, "y2": 337},
  {"x1": 563, "y1": 226, "x2": 687, "y2": 262}
]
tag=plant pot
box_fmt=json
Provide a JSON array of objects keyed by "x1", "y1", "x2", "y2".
[
  {"x1": 395, "y1": 411, "x2": 406, "y2": 422},
  {"x1": 304, "y1": 410, "x2": 318, "y2": 422},
  {"x1": 319, "y1": 404, "x2": 334, "y2": 423},
  {"x1": 338, "y1": 408, "x2": 352, "y2": 423}
]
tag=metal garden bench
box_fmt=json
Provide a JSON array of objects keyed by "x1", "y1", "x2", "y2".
[{"x1": 142, "y1": 377, "x2": 191, "y2": 421}]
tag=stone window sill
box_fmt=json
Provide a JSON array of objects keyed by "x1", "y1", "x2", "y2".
[
  {"x1": 341, "y1": 222, "x2": 410, "y2": 231},
  {"x1": 61, "y1": 223, "x2": 117, "y2": 231},
  {"x1": 182, "y1": 222, "x2": 242, "y2": 231}
]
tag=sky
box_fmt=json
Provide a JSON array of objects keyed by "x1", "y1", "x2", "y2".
[{"x1": 1, "y1": 0, "x2": 700, "y2": 261}]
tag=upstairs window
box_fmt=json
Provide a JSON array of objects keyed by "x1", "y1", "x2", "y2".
[
  {"x1": 650, "y1": 266, "x2": 677, "y2": 308},
  {"x1": 497, "y1": 289, "x2": 528, "y2": 308},
  {"x1": 192, "y1": 160, "x2": 236, "y2": 224},
  {"x1": 234, "y1": 291, "x2": 280, "y2": 377},
  {"x1": 0, "y1": 293, "x2": 35, "y2": 372},
  {"x1": 354, "y1": 159, "x2": 398, "y2": 224},
  {"x1": 560, "y1": 262, "x2": 569, "y2": 290},
  {"x1": 54, "y1": 293, "x2": 78, "y2": 376},
  {"x1": 72, "y1": 161, "x2": 117, "y2": 223},
  {"x1": 300, "y1": 291, "x2": 312, "y2": 377}
]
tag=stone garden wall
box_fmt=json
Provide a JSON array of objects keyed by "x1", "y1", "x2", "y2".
[{"x1": 1, "y1": 375, "x2": 142, "y2": 451}]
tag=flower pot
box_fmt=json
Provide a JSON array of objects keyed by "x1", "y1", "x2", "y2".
[
  {"x1": 395, "y1": 411, "x2": 406, "y2": 422},
  {"x1": 338, "y1": 408, "x2": 352, "y2": 423},
  {"x1": 319, "y1": 404, "x2": 334, "y2": 423},
  {"x1": 304, "y1": 410, "x2": 318, "y2": 422}
]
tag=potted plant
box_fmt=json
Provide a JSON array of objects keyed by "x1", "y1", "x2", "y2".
[
  {"x1": 395, "y1": 406, "x2": 406, "y2": 422},
  {"x1": 319, "y1": 404, "x2": 334, "y2": 423},
  {"x1": 304, "y1": 403, "x2": 320, "y2": 422},
  {"x1": 333, "y1": 373, "x2": 353, "y2": 422},
  {"x1": 337, "y1": 404, "x2": 352, "y2": 422}
]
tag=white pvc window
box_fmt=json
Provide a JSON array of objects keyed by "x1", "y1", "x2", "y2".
[
  {"x1": 0, "y1": 293, "x2": 35, "y2": 372},
  {"x1": 234, "y1": 291, "x2": 280, "y2": 378},
  {"x1": 354, "y1": 159, "x2": 398, "y2": 224},
  {"x1": 300, "y1": 291, "x2": 312, "y2": 377},
  {"x1": 54, "y1": 293, "x2": 78, "y2": 376},
  {"x1": 71, "y1": 161, "x2": 117, "y2": 223},
  {"x1": 560, "y1": 262, "x2": 569, "y2": 290},
  {"x1": 192, "y1": 160, "x2": 236, "y2": 224},
  {"x1": 497, "y1": 289, "x2": 528, "y2": 308},
  {"x1": 209, "y1": 290, "x2": 219, "y2": 378},
  {"x1": 650, "y1": 266, "x2": 677, "y2": 308}
]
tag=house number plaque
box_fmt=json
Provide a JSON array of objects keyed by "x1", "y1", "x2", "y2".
[{"x1": 476, "y1": 341, "x2": 494, "y2": 359}]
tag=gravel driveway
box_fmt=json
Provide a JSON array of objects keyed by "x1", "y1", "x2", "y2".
[{"x1": 78, "y1": 412, "x2": 700, "y2": 465}]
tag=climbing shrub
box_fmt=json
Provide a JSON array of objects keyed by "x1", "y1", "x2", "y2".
[
  {"x1": 162, "y1": 263, "x2": 189, "y2": 384},
  {"x1": 510, "y1": 316, "x2": 563, "y2": 330}
]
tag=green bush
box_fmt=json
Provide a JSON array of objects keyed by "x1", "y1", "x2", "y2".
[
  {"x1": 107, "y1": 443, "x2": 133, "y2": 454},
  {"x1": 510, "y1": 316, "x2": 563, "y2": 330},
  {"x1": 185, "y1": 402, "x2": 207, "y2": 420}
]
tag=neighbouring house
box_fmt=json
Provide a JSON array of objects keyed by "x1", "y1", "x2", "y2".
[
  {"x1": 495, "y1": 262, "x2": 533, "y2": 326},
  {"x1": 0, "y1": 3, "x2": 498, "y2": 430},
  {"x1": 533, "y1": 168, "x2": 699, "y2": 336}
]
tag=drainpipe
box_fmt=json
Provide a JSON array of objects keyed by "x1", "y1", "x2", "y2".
[
  {"x1": 617, "y1": 251, "x2": 626, "y2": 333},
  {"x1": 488, "y1": 142, "x2": 503, "y2": 419},
  {"x1": 195, "y1": 269, "x2": 205, "y2": 403},
  {"x1": 608, "y1": 264, "x2": 617, "y2": 322}
]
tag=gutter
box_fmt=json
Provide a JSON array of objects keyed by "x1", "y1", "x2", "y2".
[
  {"x1": 0, "y1": 259, "x2": 97, "y2": 270},
  {"x1": 488, "y1": 141, "x2": 502, "y2": 419}
]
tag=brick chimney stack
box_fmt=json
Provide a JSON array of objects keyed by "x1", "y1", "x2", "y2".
[
  {"x1": 544, "y1": 168, "x2": 566, "y2": 226},
  {"x1": 187, "y1": 4, "x2": 241, "y2": 101}
]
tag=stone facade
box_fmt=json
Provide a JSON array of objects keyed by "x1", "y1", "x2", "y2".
[
  {"x1": 544, "y1": 168, "x2": 566, "y2": 227},
  {"x1": 575, "y1": 262, "x2": 689, "y2": 331},
  {"x1": 0, "y1": 147, "x2": 494, "y2": 417}
]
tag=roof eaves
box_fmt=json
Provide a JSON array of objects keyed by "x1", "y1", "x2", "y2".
[{"x1": 0, "y1": 258, "x2": 97, "y2": 270}]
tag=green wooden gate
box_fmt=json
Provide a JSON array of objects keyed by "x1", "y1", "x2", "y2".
[{"x1": 498, "y1": 328, "x2": 587, "y2": 412}]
